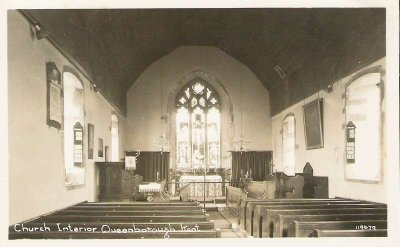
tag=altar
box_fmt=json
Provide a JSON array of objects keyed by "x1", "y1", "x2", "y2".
[
  {"x1": 137, "y1": 181, "x2": 169, "y2": 202},
  {"x1": 138, "y1": 182, "x2": 162, "y2": 202},
  {"x1": 179, "y1": 175, "x2": 223, "y2": 198}
]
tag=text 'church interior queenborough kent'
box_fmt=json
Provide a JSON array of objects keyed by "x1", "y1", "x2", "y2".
[{"x1": 6, "y1": 7, "x2": 399, "y2": 241}]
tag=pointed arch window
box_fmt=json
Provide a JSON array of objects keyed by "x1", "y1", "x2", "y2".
[
  {"x1": 111, "y1": 113, "x2": 119, "y2": 161},
  {"x1": 282, "y1": 114, "x2": 295, "y2": 176},
  {"x1": 345, "y1": 71, "x2": 382, "y2": 181},
  {"x1": 176, "y1": 80, "x2": 221, "y2": 170},
  {"x1": 63, "y1": 71, "x2": 85, "y2": 187}
]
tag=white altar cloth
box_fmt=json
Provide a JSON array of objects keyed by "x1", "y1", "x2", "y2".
[
  {"x1": 179, "y1": 175, "x2": 222, "y2": 197},
  {"x1": 138, "y1": 183, "x2": 161, "y2": 193}
]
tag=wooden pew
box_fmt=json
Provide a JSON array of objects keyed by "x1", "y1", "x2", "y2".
[
  {"x1": 54, "y1": 210, "x2": 204, "y2": 216},
  {"x1": 266, "y1": 172, "x2": 305, "y2": 198},
  {"x1": 9, "y1": 230, "x2": 220, "y2": 239},
  {"x1": 248, "y1": 200, "x2": 369, "y2": 235},
  {"x1": 10, "y1": 202, "x2": 219, "y2": 239},
  {"x1": 238, "y1": 198, "x2": 361, "y2": 230},
  {"x1": 232, "y1": 180, "x2": 276, "y2": 219},
  {"x1": 10, "y1": 222, "x2": 216, "y2": 233},
  {"x1": 226, "y1": 186, "x2": 247, "y2": 215},
  {"x1": 287, "y1": 220, "x2": 387, "y2": 237},
  {"x1": 70, "y1": 205, "x2": 201, "y2": 211},
  {"x1": 273, "y1": 213, "x2": 387, "y2": 238},
  {"x1": 250, "y1": 203, "x2": 385, "y2": 237},
  {"x1": 251, "y1": 200, "x2": 369, "y2": 236},
  {"x1": 246, "y1": 181, "x2": 276, "y2": 200},
  {"x1": 31, "y1": 215, "x2": 210, "y2": 223},
  {"x1": 260, "y1": 207, "x2": 387, "y2": 238},
  {"x1": 76, "y1": 202, "x2": 199, "y2": 206},
  {"x1": 310, "y1": 229, "x2": 387, "y2": 237}
]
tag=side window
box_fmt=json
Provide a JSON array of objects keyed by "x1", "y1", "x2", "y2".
[
  {"x1": 63, "y1": 71, "x2": 85, "y2": 187},
  {"x1": 111, "y1": 113, "x2": 119, "y2": 161},
  {"x1": 282, "y1": 114, "x2": 295, "y2": 175},
  {"x1": 345, "y1": 72, "x2": 382, "y2": 181}
]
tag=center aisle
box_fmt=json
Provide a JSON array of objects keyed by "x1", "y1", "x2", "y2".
[{"x1": 207, "y1": 209, "x2": 246, "y2": 238}]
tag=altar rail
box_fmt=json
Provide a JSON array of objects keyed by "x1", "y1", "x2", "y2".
[
  {"x1": 178, "y1": 184, "x2": 191, "y2": 202},
  {"x1": 166, "y1": 181, "x2": 243, "y2": 201}
]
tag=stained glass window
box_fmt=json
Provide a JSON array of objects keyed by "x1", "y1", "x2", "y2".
[{"x1": 176, "y1": 80, "x2": 221, "y2": 169}]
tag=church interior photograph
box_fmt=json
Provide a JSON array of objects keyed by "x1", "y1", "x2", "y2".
[{"x1": 3, "y1": 3, "x2": 400, "y2": 244}]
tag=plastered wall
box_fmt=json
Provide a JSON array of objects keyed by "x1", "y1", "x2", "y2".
[
  {"x1": 126, "y1": 46, "x2": 272, "y2": 169},
  {"x1": 272, "y1": 58, "x2": 387, "y2": 203},
  {"x1": 8, "y1": 11, "x2": 126, "y2": 224}
]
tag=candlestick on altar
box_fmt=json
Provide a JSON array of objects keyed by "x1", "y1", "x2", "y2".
[
  {"x1": 250, "y1": 169, "x2": 252, "y2": 179},
  {"x1": 156, "y1": 171, "x2": 159, "y2": 181}
]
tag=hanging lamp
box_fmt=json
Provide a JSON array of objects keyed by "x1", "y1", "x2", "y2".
[
  {"x1": 153, "y1": 59, "x2": 170, "y2": 154},
  {"x1": 232, "y1": 70, "x2": 250, "y2": 154}
]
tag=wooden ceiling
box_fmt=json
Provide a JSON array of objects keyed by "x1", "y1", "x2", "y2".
[{"x1": 24, "y1": 8, "x2": 385, "y2": 115}]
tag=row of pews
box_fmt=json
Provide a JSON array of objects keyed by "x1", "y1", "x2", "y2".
[
  {"x1": 9, "y1": 202, "x2": 220, "y2": 239},
  {"x1": 237, "y1": 197, "x2": 387, "y2": 238}
]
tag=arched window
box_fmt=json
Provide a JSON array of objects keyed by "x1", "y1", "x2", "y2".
[
  {"x1": 111, "y1": 113, "x2": 119, "y2": 161},
  {"x1": 176, "y1": 79, "x2": 221, "y2": 170},
  {"x1": 345, "y1": 71, "x2": 382, "y2": 181},
  {"x1": 63, "y1": 71, "x2": 85, "y2": 187},
  {"x1": 282, "y1": 115, "x2": 295, "y2": 175}
]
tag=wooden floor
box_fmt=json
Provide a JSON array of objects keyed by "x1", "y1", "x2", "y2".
[{"x1": 207, "y1": 210, "x2": 246, "y2": 238}]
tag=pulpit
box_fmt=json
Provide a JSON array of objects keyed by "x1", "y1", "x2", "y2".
[
  {"x1": 96, "y1": 162, "x2": 135, "y2": 201},
  {"x1": 97, "y1": 154, "x2": 170, "y2": 202}
]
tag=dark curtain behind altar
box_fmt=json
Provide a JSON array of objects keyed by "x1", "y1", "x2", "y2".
[
  {"x1": 231, "y1": 151, "x2": 273, "y2": 184},
  {"x1": 126, "y1": 151, "x2": 170, "y2": 182}
]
